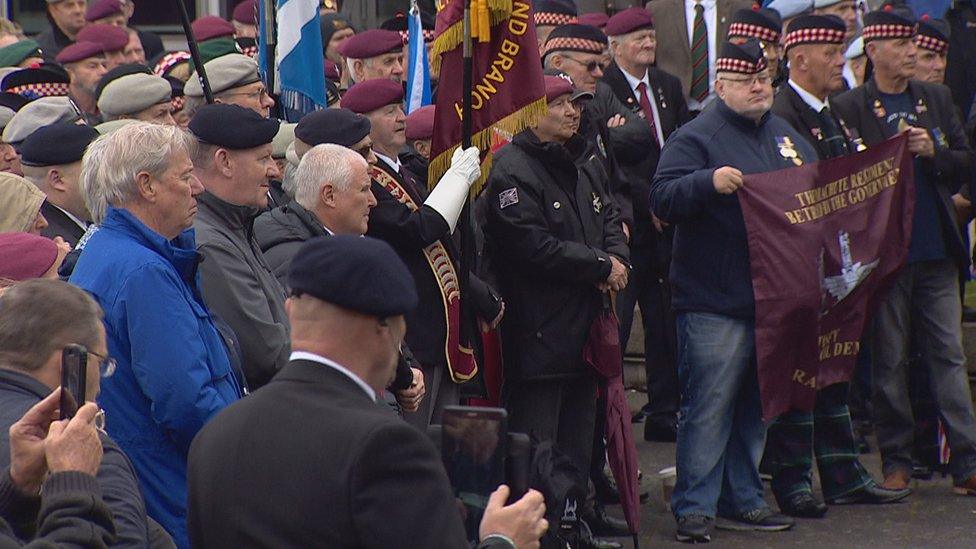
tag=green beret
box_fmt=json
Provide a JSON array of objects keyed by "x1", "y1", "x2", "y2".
[
  {"x1": 0, "y1": 40, "x2": 42, "y2": 68},
  {"x1": 188, "y1": 37, "x2": 240, "y2": 72},
  {"x1": 97, "y1": 73, "x2": 173, "y2": 117},
  {"x1": 184, "y1": 53, "x2": 261, "y2": 97}
]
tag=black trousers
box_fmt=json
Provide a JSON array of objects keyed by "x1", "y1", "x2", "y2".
[{"x1": 506, "y1": 374, "x2": 599, "y2": 490}]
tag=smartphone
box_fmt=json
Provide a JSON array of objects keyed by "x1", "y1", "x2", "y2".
[
  {"x1": 60, "y1": 344, "x2": 87, "y2": 420},
  {"x1": 442, "y1": 406, "x2": 508, "y2": 541}
]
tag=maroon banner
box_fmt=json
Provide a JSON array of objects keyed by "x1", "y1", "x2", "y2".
[
  {"x1": 428, "y1": 0, "x2": 547, "y2": 193},
  {"x1": 739, "y1": 135, "x2": 914, "y2": 421}
]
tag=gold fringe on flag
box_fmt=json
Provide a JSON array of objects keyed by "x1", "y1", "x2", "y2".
[
  {"x1": 427, "y1": 96, "x2": 547, "y2": 197},
  {"x1": 430, "y1": 0, "x2": 513, "y2": 72}
]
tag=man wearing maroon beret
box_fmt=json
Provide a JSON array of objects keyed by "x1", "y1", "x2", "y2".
[
  {"x1": 56, "y1": 41, "x2": 108, "y2": 125},
  {"x1": 86, "y1": 0, "x2": 164, "y2": 60},
  {"x1": 338, "y1": 29, "x2": 405, "y2": 84},
  {"x1": 602, "y1": 6, "x2": 690, "y2": 444},
  {"x1": 76, "y1": 23, "x2": 129, "y2": 71},
  {"x1": 36, "y1": 0, "x2": 87, "y2": 62},
  {"x1": 400, "y1": 105, "x2": 434, "y2": 188},
  {"x1": 342, "y1": 79, "x2": 504, "y2": 429},
  {"x1": 232, "y1": 0, "x2": 259, "y2": 39}
]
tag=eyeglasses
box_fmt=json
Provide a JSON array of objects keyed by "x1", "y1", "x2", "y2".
[
  {"x1": 564, "y1": 56, "x2": 608, "y2": 74},
  {"x1": 87, "y1": 350, "x2": 117, "y2": 378},
  {"x1": 719, "y1": 74, "x2": 772, "y2": 86},
  {"x1": 352, "y1": 144, "x2": 373, "y2": 162},
  {"x1": 222, "y1": 85, "x2": 271, "y2": 101}
]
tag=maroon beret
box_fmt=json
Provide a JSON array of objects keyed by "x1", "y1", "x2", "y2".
[
  {"x1": 192, "y1": 16, "x2": 236, "y2": 42},
  {"x1": 55, "y1": 41, "x2": 105, "y2": 64},
  {"x1": 577, "y1": 12, "x2": 609, "y2": 29},
  {"x1": 337, "y1": 29, "x2": 403, "y2": 59},
  {"x1": 604, "y1": 7, "x2": 654, "y2": 37},
  {"x1": 232, "y1": 0, "x2": 258, "y2": 25},
  {"x1": 324, "y1": 59, "x2": 340, "y2": 81},
  {"x1": 85, "y1": 0, "x2": 124, "y2": 22},
  {"x1": 405, "y1": 105, "x2": 435, "y2": 140},
  {"x1": 544, "y1": 75, "x2": 574, "y2": 102},
  {"x1": 0, "y1": 232, "x2": 58, "y2": 281},
  {"x1": 76, "y1": 24, "x2": 129, "y2": 53},
  {"x1": 341, "y1": 78, "x2": 404, "y2": 113}
]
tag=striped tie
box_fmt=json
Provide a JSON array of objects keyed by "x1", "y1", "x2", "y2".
[{"x1": 691, "y1": 2, "x2": 709, "y2": 103}]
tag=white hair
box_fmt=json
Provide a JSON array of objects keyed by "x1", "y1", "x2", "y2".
[
  {"x1": 293, "y1": 143, "x2": 367, "y2": 210},
  {"x1": 80, "y1": 122, "x2": 196, "y2": 223}
]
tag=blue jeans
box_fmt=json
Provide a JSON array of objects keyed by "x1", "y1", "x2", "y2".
[{"x1": 672, "y1": 312, "x2": 767, "y2": 519}]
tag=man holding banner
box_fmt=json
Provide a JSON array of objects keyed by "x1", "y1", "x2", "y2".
[
  {"x1": 832, "y1": 5, "x2": 976, "y2": 496},
  {"x1": 651, "y1": 39, "x2": 805, "y2": 543}
]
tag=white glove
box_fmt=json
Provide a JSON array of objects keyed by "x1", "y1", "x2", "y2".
[{"x1": 424, "y1": 146, "x2": 481, "y2": 233}]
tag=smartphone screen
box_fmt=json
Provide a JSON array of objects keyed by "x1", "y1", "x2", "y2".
[
  {"x1": 60, "y1": 344, "x2": 87, "y2": 420},
  {"x1": 442, "y1": 406, "x2": 507, "y2": 541}
]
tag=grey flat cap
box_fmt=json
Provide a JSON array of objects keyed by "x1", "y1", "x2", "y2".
[
  {"x1": 184, "y1": 53, "x2": 261, "y2": 97},
  {"x1": 95, "y1": 118, "x2": 139, "y2": 135},
  {"x1": 2, "y1": 96, "x2": 80, "y2": 145},
  {"x1": 98, "y1": 73, "x2": 172, "y2": 117}
]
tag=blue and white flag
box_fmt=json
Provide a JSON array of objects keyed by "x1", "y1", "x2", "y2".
[
  {"x1": 405, "y1": 2, "x2": 432, "y2": 114},
  {"x1": 259, "y1": 0, "x2": 326, "y2": 120}
]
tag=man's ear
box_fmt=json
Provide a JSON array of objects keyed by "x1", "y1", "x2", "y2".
[
  {"x1": 353, "y1": 59, "x2": 366, "y2": 81},
  {"x1": 214, "y1": 148, "x2": 234, "y2": 178},
  {"x1": 134, "y1": 170, "x2": 155, "y2": 202},
  {"x1": 319, "y1": 181, "x2": 337, "y2": 207},
  {"x1": 47, "y1": 168, "x2": 66, "y2": 192}
]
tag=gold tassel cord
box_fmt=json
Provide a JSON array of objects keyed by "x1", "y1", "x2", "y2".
[{"x1": 429, "y1": 0, "x2": 514, "y2": 71}]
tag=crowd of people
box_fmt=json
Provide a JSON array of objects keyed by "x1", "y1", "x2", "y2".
[{"x1": 0, "y1": 0, "x2": 975, "y2": 546}]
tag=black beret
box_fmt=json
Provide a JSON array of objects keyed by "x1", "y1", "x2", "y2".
[
  {"x1": 915, "y1": 15, "x2": 949, "y2": 53},
  {"x1": 862, "y1": 5, "x2": 916, "y2": 43},
  {"x1": 544, "y1": 23, "x2": 608, "y2": 56},
  {"x1": 95, "y1": 63, "x2": 153, "y2": 100},
  {"x1": 716, "y1": 38, "x2": 768, "y2": 75},
  {"x1": 1, "y1": 65, "x2": 70, "y2": 100},
  {"x1": 728, "y1": 7, "x2": 783, "y2": 43},
  {"x1": 535, "y1": 0, "x2": 578, "y2": 27},
  {"x1": 0, "y1": 91, "x2": 28, "y2": 113},
  {"x1": 295, "y1": 108, "x2": 371, "y2": 148},
  {"x1": 189, "y1": 103, "x2": 280, "y2": 150},
  {"x1": 20, "y1": 122, "x2": 99, "y2": 167},
  {"x1": 784, "y1": 14, "x2": 846, "y2": 51},
  {"x1": 288, "y1": 235, "x2": 418, "y2": 317}
]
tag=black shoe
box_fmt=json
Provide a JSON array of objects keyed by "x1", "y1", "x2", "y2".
[
  {"x1": 643, "y1": 419, "x2": 678, "y2": 442},
  {"x1": 631, "y1": 409, "x2": 647, "y2": 423},
  {"x1": 825, "y1": 482, "x2": 912, "y2": 505},
  {"x1": 583, "y1": 505, "x2": 630, "y2": 537},
  {"x1": 579, "y1": 521, "x2": 625, "y2": 549},
  {"x1": 778, "y1": 491, "x2": 828, "y2": 518},
  {"x1": 593, "y1": 471, "x2": 621, "y2": 504},
  {"x1": 715, "y1": 507, "x2": 794, "y2": 532},
  {"x1": 675, "y1": 514, "x2": 713, "y2": 543}
]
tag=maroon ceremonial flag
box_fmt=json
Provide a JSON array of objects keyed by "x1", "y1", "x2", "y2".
[
  {"x1": 428, "y1": 0, "x2": 547, "y2": 193},
  {"x1": 739, "y1": 135, "x2": 914, "y2": 421}
]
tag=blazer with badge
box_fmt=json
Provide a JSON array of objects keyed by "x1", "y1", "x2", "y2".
[
  {"x1": 39, "y1": 201, "x2": 86, "y2": 247},
  {"x1": 187, "y1": 359, "x2": 475, "y2": 549},
  {"x1": 601, "y1": 61, "x2": 690, "y2": 231},
  {"x1": 772, "y1": 83, "x2": 855, "y2": 161},
  {"x1": 832, "y1": 78, "x2": 975, "y2": 267}
]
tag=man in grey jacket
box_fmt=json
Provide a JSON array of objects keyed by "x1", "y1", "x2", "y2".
[{"x1": 189, "y1": 104, "x2": 289, "y2": 390}]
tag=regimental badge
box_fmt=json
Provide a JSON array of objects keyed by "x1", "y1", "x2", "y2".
[
  {"x1": 591, "y1": 192, "x2": 603, "y2": 213},
  {"x1": 933, "y1": 127, "x2": 948, "y2": 149},
  {"x1": 853, "y1": 137, "x2": 867, "y2": 152},
  {"x1": 498, "y1": 187, "x2": 519, "y2": 209},
  {"x1": 915, "y1": 98, "x2": 928, "y2": 114},
  {"x1": 811, "y1": 127, "x2": 823, "y2": 141},
  {"x1": 658, "y1": 87, "x2": 667, "y2": 110},
  {"x1": 596, "y1": 134, "x2": 607, "y2": 157},
  {"x1": 777, "y1": 136, "x2": 803, "y2": 166},
  {"x1": 636, "y1": 109, "x2": 646, "y2": 120},
  {"x1": 626, "y1": 96, "x2": 634, "y2": 104},
  {"x1": 873, "y1": 99, "x2": 885, "y2": 118}
]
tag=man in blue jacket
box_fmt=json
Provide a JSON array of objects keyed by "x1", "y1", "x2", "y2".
[
  {"x1": 70, "y1": 122, "x2": 243, "y2": 549},
  {"x1": 651, "y1": 39, "x2": 815, "y2": 543}
]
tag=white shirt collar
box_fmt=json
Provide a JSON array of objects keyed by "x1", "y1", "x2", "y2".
[
  {"x1": 788, "y1": 79, "x2": 829, "y2": 113},
  {"x1": 619, "y1": 66, "x2": 650, "y2": 96},
  {"x1": 374, "y1": 151, "x2": 401, "y2": 173},
  {"x1": 290, "y1": 350, "x2": 376, "y2": 401}
]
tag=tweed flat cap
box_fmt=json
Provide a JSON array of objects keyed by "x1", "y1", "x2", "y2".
[
  {"x1": 0, "y1": 40, "x2": 42, "y2": 68},
  {"x1": 604, "y1": 8, "x2": 653, "y2": 37},
  {"x1": 289, "y1": 235, "x2": 419, "y2": 317},
  {"x1": 337, "y1": 29, "x2": 403, "y2": 59},
  {"x1": 184, "y1": 53, "x2": 261, "y2": 97},
  {"x1": 20, "y1": 122, "x2": 99, "y2": 167},
  {"x1": 76, "y1": 24, "x2": 129, "y2": 53},
  {"x1": 296, "y1": 108, "x2": 371, "y2": 148},
  {"x1": 2, "y1": 96, "x2": 80, "y2": 145},
  {"x1": 56, "y1": 41, "x2": 105, "y2": 64},
  {"x1": 192, "y1": 16, "x2": 236, "y2": 42},
  {"x1": 189, "y1": 103, "x2": 279, "y2": 150},
  {"x1": 405, "y1": 105, "x2": 435, "y2": 141},
  {"x1": 340, "y1": 78, "x2": 403, "y2": 113},
  {"x1": 86, "y1": 0, "x2": 124, "y2": 22},
  {"x1": 97, "y1": 73, "x2": 173, "y2": 116}
]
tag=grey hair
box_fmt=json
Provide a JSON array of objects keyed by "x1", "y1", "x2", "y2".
[
  {"x1": 281, "y1": 161, "x2": 298, "y2": 201},
  {"x1": 293, "y1": 143, "x2": 366, "y2": 210},
  {"x1": 80, "y1": 122, "x2": 196, "y2": 223}
]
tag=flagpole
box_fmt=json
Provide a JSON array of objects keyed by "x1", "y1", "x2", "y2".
[
  {"x1": 175, "y1": 0, "x2": 214, "y2": 103},
  {"x1": 461, "y1": 0, "x2": 473, "y2": 148},
  {"x1": 262, "y1": 0, "x2": 276, "y2": 103},
  {"x1": 459, "y1": 0, "x2": 475, "y2": 369}
]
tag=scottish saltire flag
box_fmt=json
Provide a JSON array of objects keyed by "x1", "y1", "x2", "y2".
[
  {"x1": 259, "y1": 0, "x2": 326, "y2": 120},
  {"x1": 405, "y1": 2, "x2": 432, "y2": 114}
]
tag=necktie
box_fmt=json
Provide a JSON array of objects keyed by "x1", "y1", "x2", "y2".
[
  {"x1": 690, "y1": 2, "x2": 709, "y2": 104},
  {"x1": 636, "y1": 82, "x2": 661, "y2": 148},
  {"x1": 817, "y1": 106, "x2": 848, "y2": 159}
]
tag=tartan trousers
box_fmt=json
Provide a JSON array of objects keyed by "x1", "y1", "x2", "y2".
[{"x1": 766, "y1": 382, "x2": 874, "y2": 500}]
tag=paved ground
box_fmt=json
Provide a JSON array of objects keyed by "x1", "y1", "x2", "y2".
[{"x1": 597, "y1": 390, "x2": 976, "y2": 548}]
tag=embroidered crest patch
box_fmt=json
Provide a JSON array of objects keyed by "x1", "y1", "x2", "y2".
[{"x1": 499, "y1": 187, "x2": 519, "y2": 209}]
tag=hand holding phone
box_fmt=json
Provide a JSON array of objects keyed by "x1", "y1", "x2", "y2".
[{"x1": 60, "y1": 344, "x2": 88, "y2": 420}]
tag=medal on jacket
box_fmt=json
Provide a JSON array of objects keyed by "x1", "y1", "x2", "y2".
[
  {"x1": 811, "y1": 127, "x2": 823, "y2": 141},
  {"x1": 873, "y1": 99, "x2": 886, "y2": 118},
  {"x1": 777, "y1": 136, "x2": 803, "y2": 166},
  {"x1": 658, "y1": 87, "x2": 667, "y2": 110},
  {"x1": 915, "y1": 98, "x2": 928, "y2": 114},
  {"x1": 932, "y1": 127, "x2": 948, "y2": 149},
  {"x1": 591, "y1": 192, "x2": 603, "y2": 213}
]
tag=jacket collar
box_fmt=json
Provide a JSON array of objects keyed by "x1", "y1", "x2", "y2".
[
  {"x1": 100, "y1": 207, "x2": 201, "y2": 283},
  {"x1": 716, "y1": 99, "x2": 772, "y2": 131},
  {"x1": 0, "y1": 368, "x2": 51, "y2": 400},
  {"x1": 197, "y1": 190, "x2": 261, "y2": 234},
  {"x1": 284, "y1": 200, "x2": 331, "y2": 236}
]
